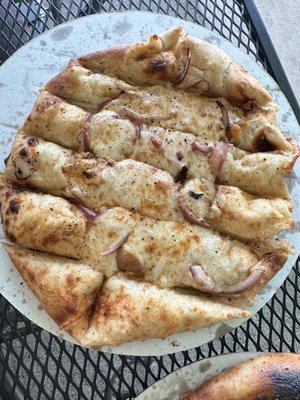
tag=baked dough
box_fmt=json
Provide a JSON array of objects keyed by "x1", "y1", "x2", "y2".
[
  {"x1": 78, "y1": 27, "x2": 272, "y2": 106},
  {"x1": 210, "y1": 186, "x2": 293, "y2": 240},
  {"x1": 1, "y1": 26, "x2": 298, "y2": 346},
  {"x1": 5, "y1": 244, "x2": 103, "y2": 341},
  {"x1": 81, "y1": 273, "x2": 250, "y2": 347},
  {"x1": 0, "y1": 184, "x2": 288, "y2": 303},
  {"x1": 44, "y1": 64, "x2": 291, "y2": 152},
  {"x1": 4, "y1": 135, "x2": 293, "y2": 240},
  {"x1": 4, "y1": 246, "x2": 250, "y2": 346},
  {"x1": 22, "y1": 90, "x2": 295, "y2": 198},
  {"x1": 182, "y1": 353, "x2": 300, "y2": 400}
]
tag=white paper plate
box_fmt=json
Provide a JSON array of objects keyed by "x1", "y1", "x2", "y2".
[
  {"x1": 0, "y1": 11, "x2": 299, "y2": 356},
  {"x1": 135, "y1": 352, "x2": 262, "y2": 399}
]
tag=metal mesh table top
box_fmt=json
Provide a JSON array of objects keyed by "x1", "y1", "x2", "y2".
[{"x1": 0, "y1": 1, "x2": 299, "y2": 399}]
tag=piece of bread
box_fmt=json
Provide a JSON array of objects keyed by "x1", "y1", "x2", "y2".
[
  {"x1": 181, "y1": 353, "x2": 300, "y2": 400},
  {"x1": 81, "y1": 273, "x2": 250, "y2": 347},
  {"x1": 78, "y1": 27, "x2": 272, "y2": 107},
  {"x1": 42, "y1": 63, "x2": 291, "y2": 152},
  {"x1": 0, "y1": 186, "x2": 288, "y2": 303},
  {"x1": 4, "y1": 245, "x2": 104, "y2": 341},
  {"x1": 4, "y1": 134, "x2": 294, "y2": 240}
]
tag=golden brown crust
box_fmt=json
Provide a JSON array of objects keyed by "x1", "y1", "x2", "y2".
[
  {"x1": 82, "y1": 273, "x2": 250, "y2": 347},
  {"x1": 78, "y1": 27, "x2": 272, "y2": 106},
  {"x1": 0, "y1": 183, "x2": 86, "y2": 258},
  {"x1": 4, "y1": 134, "x2": 294, "y2": 243},
  {"x1": 218, "y1": 251, "x2": 288, "y2": 306},
  {"x1": 174, "y1": 32, "x2": 272, "y2": 106},
  {"x1": 2, "y1": 186, "x2": 285, "y2": 303},
  {"x1": 181, "y1": 353, "x2": 300, "y2": 399},
  {"x1": 40, "y1": 62, "x2": 291, "y2": 152},
  {"x1": 4, "y1": 245, "x2": 103, "y2": 335},
  {"x1": 210, "y1": 185, "x2": 293, "y2": 241},
  {"x1": 78, "y1": 29, "x2": 181, "y2": 85},
  {"x1": 23, "y1": 90, "x2": 87, "y2": 150}
]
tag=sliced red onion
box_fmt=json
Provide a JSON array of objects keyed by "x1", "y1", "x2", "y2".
[
  {"x1": 101, "y1": 234, "x2": 129, "y2": 256},
  {"x1": 131, "y1": 119, "x2": 141, "y2": 139},
  {"x1": 179, "y1": 203, "x2": 211, "y2": 228},
  {"x1": 97, "y1": 98, "x2": 114, "y2": 112},
  {"x1": 177, "y1": 48, "x2": 191, "y2": 85},
  {"x1": 82, "y1": 113, "x2": 94, "y2": 152},
  {"x1": 115, "y1": 108, "x2": 142, "y2": 139},
  {"x1": 183, "y1": 79, "x2": 210, "y2": 92},
  {"x1": 190, "y1": 264, "x2": 264, "y2": 294},
  {"x1": 176, "y1": 150, "x2": 184, "y2": 161},
  {"x1": 69, "y1": 197, "x2": 98, "y2": 223},
  {"x1": 241, "y1": 101, "x2": 252, "y2": 111},
  {"x1": 242, "y1": 101, "x2": 261, "y2": 116},
  {"x1": 118, "y1": 107, "x2": 143, "y2": 122},
  {"x1": 97, "y1": 90, "x2": 125, "y2": 112},
  {"x1": 191, "y1": 141, "x2": 211, "y2": 154},
  {"x1": 190, "y1": 265, "x2": 216, "y2": 292},
  {"x1": 216, "y1": 101, "x2": 230, "y2": 132},
  {"x1": 208, "y1": 143, "x2": 231, "y2": 176},
  {"x1": 118, "y1": 106, "x2": 171, "y2": 123},
  {"x1": 149, "y1": 135, "x2": 162, "y2": 149}
]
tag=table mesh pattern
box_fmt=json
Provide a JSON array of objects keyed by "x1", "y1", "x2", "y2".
[{"x1": 0, "y1": 1, "x2": 299, "y2": 399}]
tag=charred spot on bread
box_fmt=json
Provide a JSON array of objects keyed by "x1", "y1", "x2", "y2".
[
  {"x1": 116, "y1": 248, "x2": 144, "y2": 278},
  {"x1": 82, "y1": 170, "x2": 95, "y2": 179},
  {"x1": 6, "y1": 232, "x2": 16, "y2": 242},
  {"x1": 135, "y1": 52, "x2": 148, "y2": 62},
  {"x1": 269, "y1": 369, "x2": 300, "y2": 399},
  {"x1": 19, "y1": 148, "x2": 28, "y2": 157},
  {"x1": 4, "y1": 154, "x2": 10, "y2": 165},
  {"x1": 147, "y1": 55, "x2": 168, "y2": 73},
  {"x1": 175, "y1": 165, "x2": 189, "y2": 183},
  {"x1": 27, "y1": 137, "x2": 39, "y2": 147},
  {"x1": 254, "y1": 131, "x2": 277, "y2": 152},
  {"x1": 9, "y1": 199, "x2": 20, "y2": 214}
]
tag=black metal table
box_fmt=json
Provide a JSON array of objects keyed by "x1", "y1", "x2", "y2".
[{"x1": 0, "y1": 1, "x2": 299, "y2": 399}]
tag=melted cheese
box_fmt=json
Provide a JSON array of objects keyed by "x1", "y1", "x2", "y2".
[{"x1": 121, "y1": 219, "x2": 259, "y2": 288}]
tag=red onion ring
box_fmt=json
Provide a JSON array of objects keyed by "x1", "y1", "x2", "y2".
[
  {"x1": 101, "y1": 234, "x2": 129, "y2": 256},
  {"x1": 216, "y1": 101, "x2": 230, "y2": 132},
  {"x1": 190, "y1": 264, "x2": 264, "y2": 294},
  {"x1": 177, "y1": 48, "x2": 191, "y2": 85},
  {"x1": 97, "y1": 90, "x2": 125, "y2": 112},
  {"x1": 82, "y1": 113, "x2": 94, "y2": 152},
  {"x1": 208, "y1": 143, "x2": 232, "y2": 176},
  {"x1": 118, "y1": 107, "x2": 142, "y2": 121},
  {"x1": 183, "y1": 79, "x2": 210, "y2": 92},
  {"x1": 191, "y1": 141, "x2": 211, "y2": 154},
  {"x1": 176, "y1": 150, "x2": 184, "y2": 161},
  {"x1": 179, "y1": 201, "x2": 211, "y2": 228},
  {"x1": 69, "y1": 197, "x2": 98, "y2": 223},
  {"x1": 131, "y1": 119, "x2": 141, "y2": 139},
  {"x1": 149, "y1": 135, "x2": 162, "y2": 149},
  {"x1": 115, "y1": 108, "x2": 143, "y2": 139},
  {"x1": 36, "y1": 95, "x2": 61, "y2": 113},
  {"x1": 118, "y1": 106, "x2": 171, "y2": 122}
]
